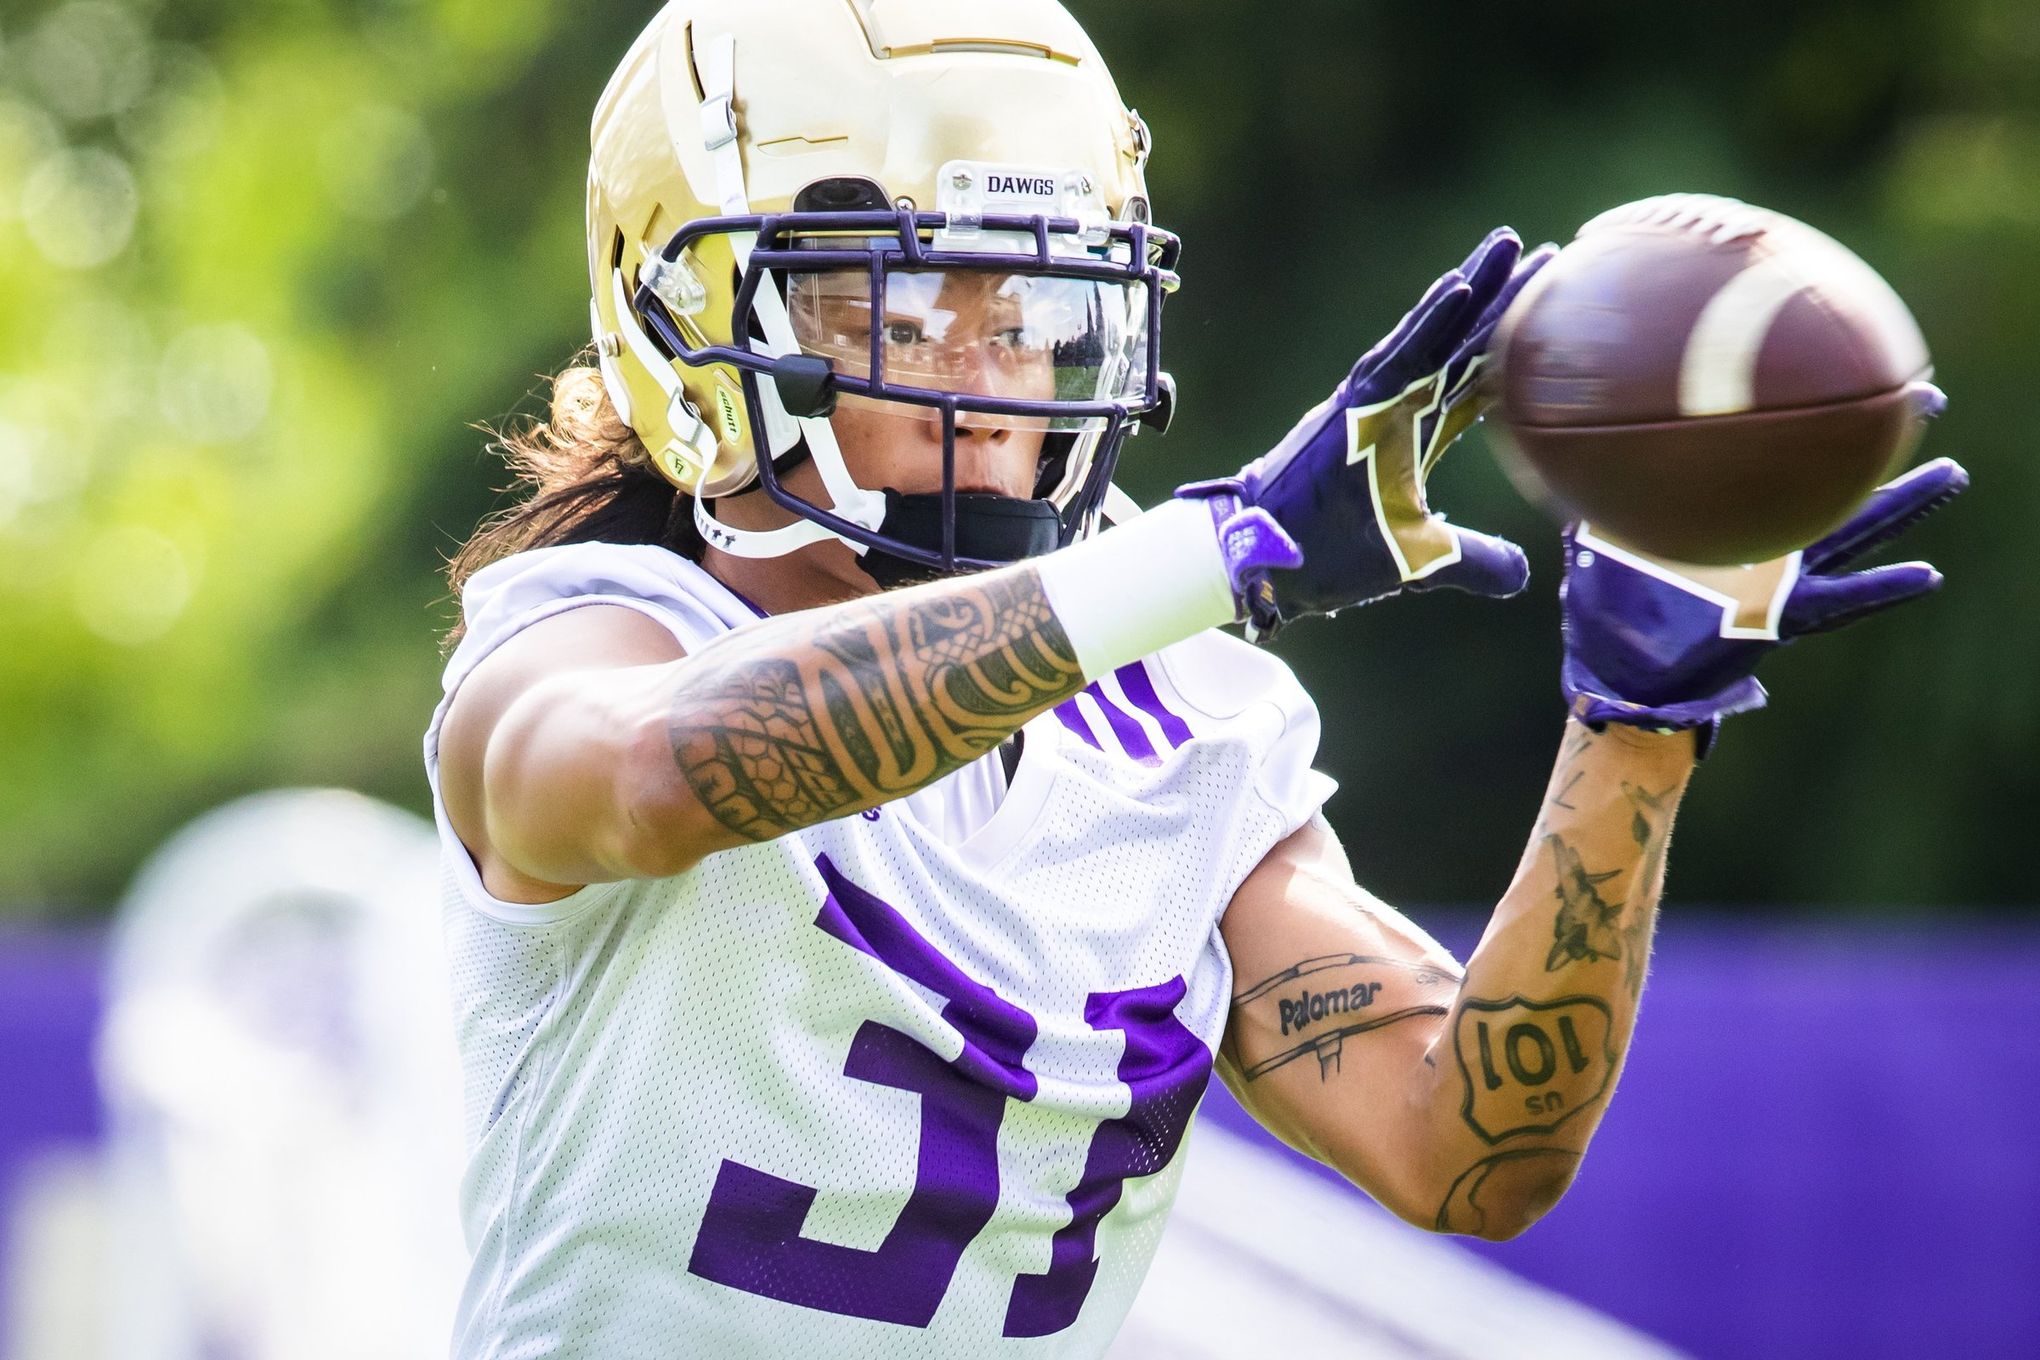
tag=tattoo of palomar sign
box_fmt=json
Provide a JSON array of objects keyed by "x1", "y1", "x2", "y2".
[
  {"x1": 1453, "y1": 995, "x2": 1615, "y2": 1144},
  {"x1": 1231, "y1": 953, "x2": 1454, "y2": 1083}
]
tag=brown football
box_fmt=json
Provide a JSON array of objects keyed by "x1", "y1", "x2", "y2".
[{"x1": 1490, "y1": 194, "x2": 1934, "y2": 565}]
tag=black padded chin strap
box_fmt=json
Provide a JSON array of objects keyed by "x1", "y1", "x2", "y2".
[{"x1": 857, "y1": 491, "x2": 1063, "y2": 587}]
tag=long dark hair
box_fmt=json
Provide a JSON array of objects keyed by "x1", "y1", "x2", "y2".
[{"x1": 446, "y1": 357, "x2": 703, "y2": 639}]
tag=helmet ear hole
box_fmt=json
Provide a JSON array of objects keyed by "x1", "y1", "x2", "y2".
[{"x1": 794, "y1": 177, "x2": 891, "y2": 214}]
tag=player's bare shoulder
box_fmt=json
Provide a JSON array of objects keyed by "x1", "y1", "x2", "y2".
[
  {"x1": 433, "y1": 542, "x2": 745, "y2": 899},
  {"x1": 437, "y1": 605, "x2": 684, "y2": 898},
  {"x1": 440, "y1": 607, "x2": 684, "y2": 792}
]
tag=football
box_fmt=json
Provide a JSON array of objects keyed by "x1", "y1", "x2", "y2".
[{"x1": 1490, "y1": 194, "x2": 1935, "y2": 565}]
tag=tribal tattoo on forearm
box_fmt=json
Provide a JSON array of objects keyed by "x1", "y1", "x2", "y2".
[{"x1": 667, "y1": 570, "x2": 1085, "y2": 841}]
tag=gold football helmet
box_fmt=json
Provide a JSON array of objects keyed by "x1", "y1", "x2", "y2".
[{"x1": 586, "y1": 0, "x2": 1178, "y2": 576}]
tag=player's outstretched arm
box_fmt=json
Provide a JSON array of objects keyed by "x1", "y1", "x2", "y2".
[
  {"x1": 444, "y1": 565, "x2": 1087, "y2": 893},
  {"x1": 658, "y1": 568, "x2": 1089, "y2": 846},
  {"x1": 443, "y1": 495, "x2": 1255, "y2": 893},
  {"x1": 1217, "y1": 457, "x2": 1967, "y2": 1239},
  {"x1": 443, "y1": 234, "x2": 1555, "y2": 897},
  {"x1": 1217, "y1": 721, "x2": 1692, "y2": 1241}
]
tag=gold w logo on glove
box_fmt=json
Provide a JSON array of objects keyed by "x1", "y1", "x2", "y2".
[{"x1": 1344, "y1": 354, "x2": 1497, "y2": 583}]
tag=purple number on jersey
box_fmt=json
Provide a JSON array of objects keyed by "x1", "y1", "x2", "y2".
[
  {"x1": 688, "y1": 856, "x2": 1210, "y2": 1335},
  {"x1": 687, "y1": 855, "x2": 1037, "y2": 1327},
  {"x1": 1003, "y1": 976, "x2": 1210, "y2": 1337}
]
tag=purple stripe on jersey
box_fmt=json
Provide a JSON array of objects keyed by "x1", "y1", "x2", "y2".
[
  {"x1": 1113, "y1": 662, "x2": 1193, "y2": 750},
  {"x1": 1084, "y1": 683, "x2": 1160, "y2": 766},
  {"x1": 1053, "y1": 700, "x2": 1104, "y2": 750},
  {"x1": 813, "y1": 855, "x2": 1038, "y2": 1100}
]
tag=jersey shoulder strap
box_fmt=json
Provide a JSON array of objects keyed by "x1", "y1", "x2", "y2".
[{"x1": 445, "y1": 542, "x2": 756, "y2": 697}]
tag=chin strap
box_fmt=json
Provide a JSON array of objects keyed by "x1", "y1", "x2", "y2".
[
  {"x1": 689, "y1": 31, "x2": 887, "y2": 560},
  {"x1": 1101, "y1": 482, "x2": 1143, "y2": 527}
]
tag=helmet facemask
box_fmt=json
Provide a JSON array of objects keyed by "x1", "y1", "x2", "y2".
[{"x1": 630, "y1": 196, "x2": 1179, "y2": 580}]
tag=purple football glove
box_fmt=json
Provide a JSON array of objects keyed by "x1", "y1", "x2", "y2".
[
  {"x1": 1561, "y1": 454, "x2": 1969, "y2": 748},
  {"x1": 1180, "y1": 227, "x2": 1560, "y2": 641}
]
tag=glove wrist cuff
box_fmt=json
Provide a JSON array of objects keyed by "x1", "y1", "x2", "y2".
[
  {"x1": 1174, "y1": 480, "x2": 1304, "y2": 643},
  {"x1": 1564, "y1": 678, "x2": 1769, "y2": 761}
]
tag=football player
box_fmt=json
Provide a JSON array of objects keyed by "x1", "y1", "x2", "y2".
[{"x1": 426, "y1": 1, "x2": 1965, "y2": 1355}]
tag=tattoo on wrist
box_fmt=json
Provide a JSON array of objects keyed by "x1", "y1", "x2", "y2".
[
  {"x1": 1615, "y1": 782, "x2": 1677, "y2": 997},
  {"x1": 669, "y1": 571, "x2": 1084, "y2": 841},
  {"x1": 1622, "y1": 781, "x2": 1677, "y2": 848},
  {"x1": 1231, "y1": 954, "x2": 1456, "y2": 1083},
  {"x1": 1453, "y1": 994, "x2": 1615, "y2": 1144}
]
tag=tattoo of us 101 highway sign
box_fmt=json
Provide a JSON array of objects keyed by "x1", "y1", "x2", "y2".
[{"x1": 1453, "y1": 995, "x2": 1615, "y2": 1144}]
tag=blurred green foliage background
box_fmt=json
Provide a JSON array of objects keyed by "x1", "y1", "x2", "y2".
[{"x1": 0, "y1": 0, "x2": 2031, "y2": 917}]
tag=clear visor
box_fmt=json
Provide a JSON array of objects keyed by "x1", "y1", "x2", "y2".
[{"x1": 785, "y1": 269, "x2": 1149, "y2": 432}]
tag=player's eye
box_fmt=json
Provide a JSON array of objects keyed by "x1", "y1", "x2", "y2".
[{"x1": 884, "y1": 319, "x2": 925, "y2": 347}]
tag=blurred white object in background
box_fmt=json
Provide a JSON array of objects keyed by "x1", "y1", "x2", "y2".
[{"x1": 93, "y1": 789, "x2": 465, "y2": 1360}]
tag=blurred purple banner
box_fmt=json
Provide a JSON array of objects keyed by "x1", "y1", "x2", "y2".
[
  {"x1": 0, "y1": 931, "x2": 105, "y2": 1357},
  {"x1": 5, "y1": 916, "x2": 2037, "y2": 1358}
]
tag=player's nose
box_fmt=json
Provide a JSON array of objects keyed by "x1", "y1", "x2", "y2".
[
  {"x1": 952, "y1": 408, "x2": 1012, "y2": 443},
  {"x1": 944, "y1": 418, "x2": 1038, "y2": 497}
]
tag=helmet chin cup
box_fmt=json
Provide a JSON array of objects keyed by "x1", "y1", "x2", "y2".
[{"x1": 857, "y1": 492, "x2": 1063, "y2": 587}]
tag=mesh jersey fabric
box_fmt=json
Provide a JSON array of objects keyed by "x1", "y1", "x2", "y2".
[{"x1": 423, "y1": 542, "x2": 1337, "y2": 1359}]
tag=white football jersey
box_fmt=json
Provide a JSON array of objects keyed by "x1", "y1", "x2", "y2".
[{"x1": 424, "y1": 542, "x2": 1335, "y2": 1359}]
